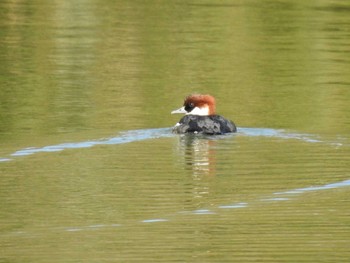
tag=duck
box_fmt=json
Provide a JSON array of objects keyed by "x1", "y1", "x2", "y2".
[{"x1": 171, "y1": 94, "x2": 236, "y2": 134}]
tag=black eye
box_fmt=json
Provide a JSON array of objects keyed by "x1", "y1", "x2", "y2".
[{"x1": 184, "y1": 102, "x2": 195, "y2": 112}]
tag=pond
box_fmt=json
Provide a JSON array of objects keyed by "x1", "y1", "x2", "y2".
[{"x1": 1, "y1": 1, "x2": 350, "y2": 262}]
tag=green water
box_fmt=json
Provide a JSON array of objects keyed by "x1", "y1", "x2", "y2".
[{"x1": 1, "y1": 1, "x2": 350, "y2": 262}]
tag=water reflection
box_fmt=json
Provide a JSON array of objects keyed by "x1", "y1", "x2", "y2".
[{"x1": 176, "y1": 134, "x2": 220, "y2": 177}]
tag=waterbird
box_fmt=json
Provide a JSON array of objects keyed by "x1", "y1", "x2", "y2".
[{"x1": 171, "y1": 94, "x2": 237, "y2": 134}]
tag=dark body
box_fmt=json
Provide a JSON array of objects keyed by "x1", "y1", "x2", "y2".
[{"x1": 173, "y1": 115, "x2": 236, "y2": 135}]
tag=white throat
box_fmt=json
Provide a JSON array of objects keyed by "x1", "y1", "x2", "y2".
[{"x1": 187, "y1": 106, "x2": 210, "y2": 116}]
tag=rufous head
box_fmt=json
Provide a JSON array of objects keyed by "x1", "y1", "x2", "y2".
[{"x1": 171, "y1": 94, "x2": 216, "y2": 116}]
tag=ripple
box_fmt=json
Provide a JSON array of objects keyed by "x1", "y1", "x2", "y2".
[
  {"x1": 3, "y1": 178, "x2": 349, "y2": 237},
  {"x1": 218, "y1": 202, "x2": 248, "y2": 209},
  {"x1": 1, "y1": 127, "x2": 348, "y2": 162},
  {"x1": 142, "y1": 219, "x2": 169, "y2": 223}
]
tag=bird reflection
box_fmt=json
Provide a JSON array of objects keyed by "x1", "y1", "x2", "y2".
[
  {"x1": 175, "y1": 134, "x2": 217, "y2": 178},
  {"x1": 173, "y1": 134, "x2": 219, "y2": 208}
]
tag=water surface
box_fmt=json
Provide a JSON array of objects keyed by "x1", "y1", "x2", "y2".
[{"x1": 1, "y1": 0, "x2": 350, "y2": 262}]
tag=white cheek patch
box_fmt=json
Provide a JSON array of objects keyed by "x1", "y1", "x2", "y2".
[{"x1": 187, "y1": 106, "x2": 209, "y2": 116}]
